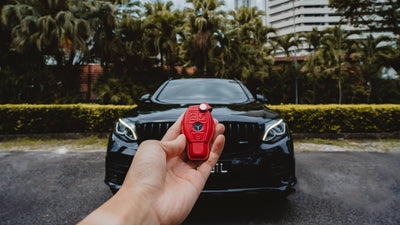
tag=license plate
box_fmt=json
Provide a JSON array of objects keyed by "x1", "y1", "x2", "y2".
[{"x1": 211, "y1": 162, "x2": 229, "y2": 174}]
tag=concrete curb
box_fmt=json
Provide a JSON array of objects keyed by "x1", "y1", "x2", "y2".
[
  {"x1": 292, "y1": 132, "x2": 400, "y2": 139},
  {"x1": 1, "y1": 132, "x2": 400, "y2": 141}
]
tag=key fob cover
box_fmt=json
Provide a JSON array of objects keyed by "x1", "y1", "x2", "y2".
[{"x1": 182, "y1": 102, "x2": 215, "y2": 161}]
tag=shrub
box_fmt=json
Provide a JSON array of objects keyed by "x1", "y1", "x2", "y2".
[
  {"x1": 269, "y1": 104, "x2": 400, "y2": 133},
  {"x1": 0, "y1": 104, "x2": 135, "y2": 134},
  {"x1": 0, "y1": 104, "x2": 399, "y2": 134}
]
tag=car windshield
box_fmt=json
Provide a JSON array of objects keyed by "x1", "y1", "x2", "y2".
[{"x1": 155, "y1": 79, "x2": 251, "y2": 104}]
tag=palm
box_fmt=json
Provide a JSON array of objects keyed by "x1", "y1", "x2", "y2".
[
  {"x1": 154, "y1": 157, "x2": 205, "y2": 224},
  {"x1": 123, "y1": 116, "x2": 225, "y2": 225}
]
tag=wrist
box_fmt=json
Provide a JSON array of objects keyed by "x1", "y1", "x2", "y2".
[{"x1": 114, "y1": 186, "x2": 159, "y2": 225}]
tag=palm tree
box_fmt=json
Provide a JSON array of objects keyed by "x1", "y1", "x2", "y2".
[
  {"x1": 117, "y1": 14, "x2": 151, "y2": 73},
  {"x1": 90, "y1": 1, "x2": 130, "y2": 68},
  {"x1": 384, "y1": 38, "x2": 400, "y2": 76},
  {"x1": 303, "y1": 50, "x2": 324, "y2": 104},
  {"x1": 185, "y1": 0, "x2": 225, "y2": 76},
  {"x1": 304, "y1": 27, "x2": 324, "y2": 52},
  {"x1": 357, "y1": 34, "x2": 393, "y2": 102},
  {"x1": 319, "y1": 25, "x2": 360, "y2": 104},
  {"x1": 1, "y1": 0, "x2": 118, "y2": 100},
  {"x1": 303, "y1": 27, "x2": 325, "y2": 103},
  {"x1": 224, "y1": 6, "x2": 276, "y2": 91},
  {"x1": 143, "y1": 1, "x2": 185, "y2": 74},
  {"x1": 272, "y1": 33, "x2": 300, "y2": 59}
]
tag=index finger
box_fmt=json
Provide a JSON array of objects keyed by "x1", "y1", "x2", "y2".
[{"x1": 161, "y1": 113, "x2": 184, "y2": 142}]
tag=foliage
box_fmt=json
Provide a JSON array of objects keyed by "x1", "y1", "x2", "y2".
[
  {"x1": 0, "y1": 104, "x2": 135, "y2": 134},
  {"x1": 93, "y1": 68, "x2": 169, "y2": 104},
  {"x1": 1, "y1": 104, "x2": 399, "y2": 134},
  {"x1": 329, "y1": 0, "x2": 400, "y2": 36},
  {"x1": 317, "y1": 25, "x2": 360, "y2": 104},
  {"x1": 1, "y1": 0, "x2": 119, "y2": 100},
  {"x1": 269, "y1": 104, "x2": 400, "y2": 133},
  {"x1": 1, "y1": 0, "x2": 399, "y2": 105},
  {"x1": 0, "y1": 0, "x2": 50, "y2": 103},
  {"x1": 143, "y1": 1, "x2": 185, "y2": 74},
  {"x1": 184, "y1": 0, "x2": 226, "y2": 76},
  {"x1": 222, "y1": 6, "x2": 276, "y2": 93}
]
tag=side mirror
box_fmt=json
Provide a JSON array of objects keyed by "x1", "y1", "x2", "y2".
[
  {"x1": 140, "y1": 93, "x2": 151, "y2": 102},
  {"x1": 256, "y1": 94, "x2": 268, "y2": 103}
]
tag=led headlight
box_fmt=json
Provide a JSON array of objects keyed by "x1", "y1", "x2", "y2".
[
  {"x1": 262, "y1": 119, "x2": 286, "y2": 142},
  {"x1": 115, "y1": 119, "x2": 138, "y2": 141}
]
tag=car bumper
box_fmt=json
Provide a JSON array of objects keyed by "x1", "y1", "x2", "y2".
[{"x1": 105, "y1": 133, "x2": 296, "y2": 194}]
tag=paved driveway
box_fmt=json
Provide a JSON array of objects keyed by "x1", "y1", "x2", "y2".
[{"x1": 0, "y1": 151, "x2": 399, "y2": 224}]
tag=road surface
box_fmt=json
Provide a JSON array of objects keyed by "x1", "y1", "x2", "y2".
[{"x1": 0, "y1": 151, "x2": 399, "y2": 224}]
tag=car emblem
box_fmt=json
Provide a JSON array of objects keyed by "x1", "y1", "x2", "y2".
[{"x1": 193, "y1": 122, "x2": 203, "y2": 131}]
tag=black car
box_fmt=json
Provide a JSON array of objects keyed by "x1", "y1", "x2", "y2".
[{"x1": 105, "y1": 78, "x2": 296, "y2": 196}]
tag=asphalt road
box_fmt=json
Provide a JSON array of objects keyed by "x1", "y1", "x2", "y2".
[{"x1": 0, "y1": 151, "x2": 399, "y2": 225}]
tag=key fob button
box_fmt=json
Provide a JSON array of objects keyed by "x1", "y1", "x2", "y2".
[{"x1": 199, "y1": 103, "x2": 207, "y2": 111}]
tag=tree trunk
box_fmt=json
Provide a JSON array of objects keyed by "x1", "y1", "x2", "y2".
[
  {"x1": 203, "y1": 49, "x2": 207, "y2": 77},
  {"x1": 338, "y1": 50, "x2": 342, "y2": 104},
  {"x1": 220, "y1": 53, "x2": 225, "y2": 78},
  {"x1": 160, "y1": 51, "x2": 164, "y2": 67},
  {"x1": 169, "y1": 49, "x2": 174, "y2": 76},
  {"x1": 312, "y1": 77, "x2": 316, "y2": 104},
  {"x1": 338, "y1": 76, "x2": 342, "y2": 104}
]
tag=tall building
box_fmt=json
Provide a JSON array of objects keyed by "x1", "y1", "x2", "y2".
[
  {"x1": 261, "y1": 0, "x2": 393, "y2": 56},
  {"x1": 267, "y1": 0, "x2": 344, "y2": 56},
  {"x1": 267, "y1": 0, "x2": 344, "y2": 36}
]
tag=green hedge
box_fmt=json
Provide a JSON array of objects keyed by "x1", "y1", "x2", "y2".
[
  {"x1": 0, "y1": 104, "x2": 399, "y2": 134},
  {"x1": 269, "y1": 104, "x2": 400, "y2": 133},
  {"x1": 0, "y1": 104, "x2": 136, "y2": 134}
]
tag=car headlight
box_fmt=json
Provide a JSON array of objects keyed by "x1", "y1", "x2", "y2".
[
  {"x1": 115, "y1": 119, "x2": 138, "y2": 141},
  {"x1": 262, "y1": 119, "x2": 287, "y2": 142}
]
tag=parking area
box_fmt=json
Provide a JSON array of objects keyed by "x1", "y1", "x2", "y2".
[{"x1": 1, "y1": 150, "x2": 399, "y2": 224}]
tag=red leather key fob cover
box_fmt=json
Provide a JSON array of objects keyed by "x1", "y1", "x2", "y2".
[{"x1": 182, "y1": 103, "x2": 215, "y2": 161}]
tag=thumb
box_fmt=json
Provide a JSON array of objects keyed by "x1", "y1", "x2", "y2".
[{"x1": 160, "y1": 134, "x2": 187, "y2": 158}]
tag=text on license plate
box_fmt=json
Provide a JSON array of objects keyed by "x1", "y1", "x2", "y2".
[{"x1": 211, "y1": 162, "x2": 228, "y2": 174}]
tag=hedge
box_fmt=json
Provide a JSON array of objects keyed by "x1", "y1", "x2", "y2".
[
  {"x1": 269, "y1": 104, "x2": 400, "y2": 133},
  {"x1": 0, "y1": 104, "x2": 136, "y2": 134},
  {"x1": 0, "y1": 104, "x2": 399, "y2": 134}
]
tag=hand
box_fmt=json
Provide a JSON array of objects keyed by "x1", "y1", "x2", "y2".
[{"x1": 78, "y1": 115, "x2": 225, "y2": 225}]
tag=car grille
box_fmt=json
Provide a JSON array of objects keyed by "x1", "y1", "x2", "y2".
[
  {"x1": 135, "y1": 122, "x2": 263, "y2": 154},
  {"x1": 222, "y1": 122, "x2": 263, "y2": 154},
  {"x1": 136, "y1": 122, "x2": 175, "y2": 141}
]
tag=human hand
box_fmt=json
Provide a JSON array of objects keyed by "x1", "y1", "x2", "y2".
[
  {"x1": 78, "y1": 115, "x2": 225, "y2": 225},
  {"x1": 122, "y1": 114, "x2": 225, "y2": 224}
]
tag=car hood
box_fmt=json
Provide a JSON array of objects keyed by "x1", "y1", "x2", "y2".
[{"x1": 123, "y1": 102, "x2": 281, "y2": 124}]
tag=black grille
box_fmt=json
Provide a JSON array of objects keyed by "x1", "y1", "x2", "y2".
[
  {"x1": 223, "y1": 122, "x2": 263, "y2": 143},
  {"x1": 136, "y1": 122, "x2": 174, "y2": 141},
  {"x1": 135, "y1": 121, "x2": 263, "y2": 153},
  {"x1": 222, "y1": 122, "x2": 263, "y2": 154}
]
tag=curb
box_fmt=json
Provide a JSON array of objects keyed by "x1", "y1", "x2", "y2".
[
  {"x1": 1, "y1": 132, "x2": 400, "y2": 141},
  {"x1": 292, "y1": 132, "x2": 400, "y2": 139}
]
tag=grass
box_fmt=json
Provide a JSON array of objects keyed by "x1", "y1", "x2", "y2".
[
  {"x1": 295, "y1": 138, "x2": 349, "y2": 147},
  {"x1": 0, "y1": 135, "x2": 108, "y2": 152},
  {"x1": 0, "y1": 135, "x2": 399, "y2": 153},
  {"x1": 294, "y1": 138, "x2": 400, "y2": 152}
]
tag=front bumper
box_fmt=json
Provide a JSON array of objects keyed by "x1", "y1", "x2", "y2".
[{"x1": 105, "y1": 133, "x2": 296, "y2": 194}]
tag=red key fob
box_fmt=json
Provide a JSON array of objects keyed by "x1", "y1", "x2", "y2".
[{"x1": 182, "y1": 102, "x2": 215, "y2": 161}]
